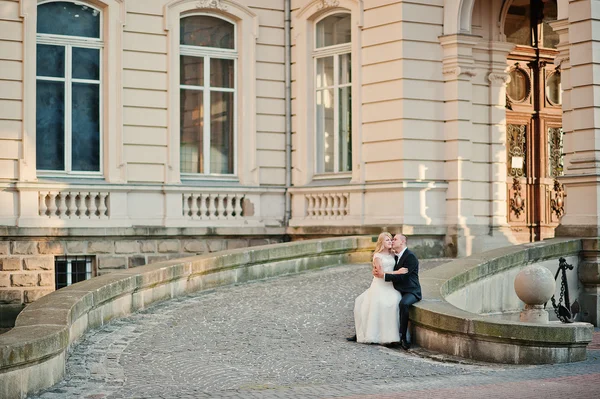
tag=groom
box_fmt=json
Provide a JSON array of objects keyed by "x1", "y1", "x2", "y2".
[{"x1": 373, "y1": 233, "x2": 422, "y2": 349}]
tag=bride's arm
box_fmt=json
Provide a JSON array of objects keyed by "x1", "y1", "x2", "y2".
[{"x1": 372, "y1": 256, "x2": 383, "y2": 276}]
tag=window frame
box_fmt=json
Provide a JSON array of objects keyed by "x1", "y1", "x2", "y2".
[
  {"x1": 179, "y1": 13, "x2": 238, "y2": 178},
  {"x1": 35, "y1": 1, "x2": 104, "y2": 177},
  {"x1": 312, "y1": 13, "x2": 352, "y2": 177},
  {"x1": 54, "y1": 255, "x2": 94, "y2": 290}
]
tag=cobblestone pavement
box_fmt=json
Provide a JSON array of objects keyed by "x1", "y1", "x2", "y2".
[{"x1": 29, "y1": 260, "x2": 600, "y2": 399}]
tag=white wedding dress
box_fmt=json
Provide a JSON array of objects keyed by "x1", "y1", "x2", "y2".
[{"x1": 353, "y1": 252, "x2": 402, "y2": 344}]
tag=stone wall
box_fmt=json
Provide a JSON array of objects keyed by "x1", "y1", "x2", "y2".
[{"x1": 0, "y1": 235, "x2": 283, "y2": 326}]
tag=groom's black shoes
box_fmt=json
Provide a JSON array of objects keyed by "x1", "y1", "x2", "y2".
[
  {"x1": 400, "y1": 338, "x2": 411, "y2": 350},
  {"x1": 346, "y1": 335, "x2": 357, "y2": 342}
]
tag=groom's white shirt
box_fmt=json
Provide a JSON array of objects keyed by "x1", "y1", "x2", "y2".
[{"x1": 396, "y1": 247, "x2": 407, "y2": 261}]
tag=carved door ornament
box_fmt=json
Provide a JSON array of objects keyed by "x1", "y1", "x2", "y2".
[
  {"x1": 548, "y1": 127, "x2": 564, "y2": 178},
  {"x1": 507, "y1": 124, "x2": 526, "y2": 178},
  {"x1": 550, "y1": 179, "x2": 565, "y2": 219},
  {"x1": 510, "y1": 178, "x2": 526, "y2": 218}
]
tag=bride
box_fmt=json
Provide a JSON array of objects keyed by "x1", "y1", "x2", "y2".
[{"x1": 352, "y1": 232, "x2": 402, "y2": 344}]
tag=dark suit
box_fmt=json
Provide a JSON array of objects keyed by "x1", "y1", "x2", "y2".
[{"x1": 384, "y1": 248, "x2": 422, "y2": 340}]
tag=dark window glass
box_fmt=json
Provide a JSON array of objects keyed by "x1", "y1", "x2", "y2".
[
  {"x1": 72, "y1": 47, "x2": 100, "y2": 80},
  {"x1": 507, "y1": 68, "x2": 530, "y2": 102},
  {"x1": 180, "y1": 15, "x2": 234, "y2": 49},
  {"x1": 37, "y1": 44, "x2": 65, "y2": 78},
  {"x1": 210, "y1": 91, "x2": 234, "y2": 174},
  {"x1": 210, "y1": 58, "x2": 234, "y2": 88},
  {"x1": 55, "y1": 260, "x2": 67, "y2": 290},
  {"x1": 180, "y1": 55, "x2": 204, "y2": 86},
  {"x1": 71, "y1": 260, "x2": 88, "y2": 284},
  {"x1": 546, "y1": 72, "x2": 561, "y2": 105},
  {"x1": 37, "y1": 2, "x2": 100, "y2": 38},
  {"x1": 542, "y1": 0, "x2": 559, "y2": 49},
  {"x1": 72, "y1": 83, "x2": 100, "y2": 171},
  {"x1": 36, "y1": 80, "x2": 65, "y2": 170},
  {"x1": 180, "y1": 89, "x2": 204, "y2": 173},
  {"x1": 316, "y1": 14, "x2": 351, "y2": 48}
]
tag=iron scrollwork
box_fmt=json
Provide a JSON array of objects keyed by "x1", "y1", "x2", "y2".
[
  {"x1": 510, "y1": 177, "x2": 525, "y2": 218},
  {"x1": 507, "y1": 124, "x2": 526, "y2": 178},
  {"x1": 548, "y1": 127, "x2": 564, "y2": 178}
]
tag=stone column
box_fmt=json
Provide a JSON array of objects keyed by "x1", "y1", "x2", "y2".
[
  {"x1": 439, "y1": 34, "x2": 479, "y2": 256},
  {"x1": 554, "y1": 2, "x2": 600, "y2": 237},
  {"x1": 580, "y1": 238, "x2": 600, "y2": 326}
]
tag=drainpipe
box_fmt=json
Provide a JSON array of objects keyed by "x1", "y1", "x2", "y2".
[{"x1": 284, "y1": 0, "x2": 292, "y2": 230}]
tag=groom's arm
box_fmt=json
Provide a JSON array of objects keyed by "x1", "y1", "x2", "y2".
[{"x1": 384, "y1": 254, "x2": 418, "y2": 283}]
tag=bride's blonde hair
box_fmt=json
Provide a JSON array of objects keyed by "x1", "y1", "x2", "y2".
[{"x1": 373, "y1": 232, "x2": 392, "y2": 259}]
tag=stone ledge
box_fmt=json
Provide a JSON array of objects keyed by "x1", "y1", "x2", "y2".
[
  {"x1": 0, "y1": 236, "x2": 373, "y2": 399},
  {"x1": 413, "y1": 237, "x2": 594, "y2": 364}
]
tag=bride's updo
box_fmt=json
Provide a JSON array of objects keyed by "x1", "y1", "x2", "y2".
[{"x1": 373, "y1": 232, "x2": 392, "y2": 258}]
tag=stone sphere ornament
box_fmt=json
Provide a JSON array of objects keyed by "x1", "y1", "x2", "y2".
[{"x1": 514, "y1": 264, "x2": 556, "y2": 323}]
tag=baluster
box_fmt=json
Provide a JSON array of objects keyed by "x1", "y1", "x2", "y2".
[
  {"x1": 324, "y1": 195, "x2": 332, "y2": 217},
  {"x1": 39, "y1": 192, "x2": 48, "y2": 217},
  {"x1": 234, "y1": 195, "x2": 244, "y2": 218},
  {"x1": 214, "y1": 195, "x2": 223, "y2": 219},
  {"x1": 190, "y1": 194, "x2": 199, "y2": 219},
  {"x1": 74, "y1": 193, "x2": 83, "y2": 218},
  {"x1": 332, "y1": 194, "x2": 340, "y2": 217},
  {"x1": 47, "y1": 193, "x2": 57, "y2": 217},
  {"x1": 343, "y1": 194, "x2": 349, "y2": 216},
  {"x1": 224, "y1": 194, "x2": 233, "y2": 219},
  {"x1": 67, "y1": 193, "x2": 77, "y2": 218},
  {"x1": 88, "y1": 192, "x2": 98, "y2": 218},
  {"x1": 56, "y1": 193, "x2": 67, "y2": 218},
  {"x1": 182, "y1": 193, "x2": 190, "y2": 217},
  {"x1": 98, "y1": 192, "x2": 108, "y2": 218},
  {"x1": 199, "y1": 194, "x2": 208, "y2": 219},
  {"x1": 311, "y1": 195, "x2": 318, "y2": 218}
]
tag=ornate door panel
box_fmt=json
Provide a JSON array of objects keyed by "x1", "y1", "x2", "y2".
[{"x1": 504, "y1": 0, "x2": 563, "y2": 242}]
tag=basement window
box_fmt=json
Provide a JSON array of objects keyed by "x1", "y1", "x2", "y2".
[{"x1": 55, "y1": 255, "x2": 94, "y2": 290}]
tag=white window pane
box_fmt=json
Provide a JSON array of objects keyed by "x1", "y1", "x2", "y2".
[
  {"x1": 180, "y1": 15, "x2": 234, "y2": 49},
  {"x1": 316, "y1": 14, "x2": 351, "y2": 48},
  {"x1": 37, "y1": 2, "x2": 100, "y2": 38},
  {"x1": 36, "y1": 80, "x2": 65, "y2": 171},
  {"x1": 339, "y1": 86, "x2": 352, "y2": 172},
  {"x1": 316, "y1": 56, "x2": 333, "y2": 89},
  {"x1": 72, "y1": 83, "x2": 100, "y2": 172},
  {"x1": 180, "y1": 89, "x2": 204, "y2": 173},
  {"x1": 316, "y1": 88, "x2": 334, "y2": 173},
  {"x1": 210, "y1": 91, "x2": 234, "y2": 174}
]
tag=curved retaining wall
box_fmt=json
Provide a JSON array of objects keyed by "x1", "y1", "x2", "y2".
[
  {"x1": 0, "y1": 237, "x2": 373, "y2": 399},
  {"x1": 413, "y1": 238, "x2": 594, "y2": 364}
]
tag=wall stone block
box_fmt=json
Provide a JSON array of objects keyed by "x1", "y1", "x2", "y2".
[
  {"x1": 183, "y1": 240, "x2": 207, "y2": 253},
  {"x1": 0, "y1": 242, "x2": 9, "y2": 255},
  {"x1": 23, "y1": 256, "x2": 53, "y2": 271},
  {"x1": 115, "y1": 241, "x2": 140, "y2": 254},
  {"x1": 0, "y1": 257, "x2": 22, "y2": 271},
  {"x1": 250, "y1": 238, "x2": 270, "y2": 247},
  {"x1": 0, "y1": 273, "x2": 10, "y2": 287},
  {"x1": 226, "y1": 239, "x2": 249, "y2": 250},
  {"x1": 12, "y1": 241, "x2": 37, "y2": 255},
  {"x1": 66, "y1": 241, "x2": 87, "y2": 254},
  {"x1": 97, "y1": 256, "x2": 127, "y2": 269},
  {"x1": 24, "y1": 289, "x2": 54, "y2": 303},
  {"x1": 0, "y1": 290, "x2": 22, "y2": 304},
  {"x1": 128, "y1": 256, "x2": 146, "y2": 268},
  {"x1": 12, "y1": 274, "x2": 38, "y2": 287},
  {"x1": 147, "y1": 255, "x2": 169, "y2": 264},
  {"x1": 37, "y1": 241, "x2": 65, "y2": 255},
  {"x1": 207, "y1": 240, "x2": 225, "y2": 252},
  {"x1": 38, "y1": 272, "x2": 54, "y2": 287},
  {"x1": 139, "y1": 240, "x2": 157, "y2": 253},
  {"x1": 158, "y1": 240, "x2": 180, "y2": 253},
  {"x1": 88, "y1": 241, "x2": 114, "y2": 254}
]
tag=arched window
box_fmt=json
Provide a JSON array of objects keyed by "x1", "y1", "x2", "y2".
[
  {"x1": 36, "y1": 1, "x2": 102, "y2": 174},
  {"x1": 314, "y1": 13, "x2": 352, "y2": 174},
  {"x1": 179, "y1": 15, "x2": 236, "y2": 175},
  {"x1": 504, "y1": 0, "x2": 558, "y2": 49}
]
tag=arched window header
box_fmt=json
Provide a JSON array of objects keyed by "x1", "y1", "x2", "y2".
[
  {"x1": 37, "y1": 1, "x2": 101, "y2": 39},
  {"x1": 315, "y1": 13, "x2": 351, "y2": 49}
]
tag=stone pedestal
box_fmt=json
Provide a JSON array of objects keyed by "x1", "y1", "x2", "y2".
[{"x1": 514, "y1": 264, "x2": 556, "y2": 324}]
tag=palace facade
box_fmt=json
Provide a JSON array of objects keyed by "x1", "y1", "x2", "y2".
[{"x1": 1, "y1": 0, "x2": 599, "y2": 317}]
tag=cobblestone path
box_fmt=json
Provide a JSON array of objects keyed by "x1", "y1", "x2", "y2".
[{"x1": 29, "y1": 261, "x2": 600, "y2": 399}]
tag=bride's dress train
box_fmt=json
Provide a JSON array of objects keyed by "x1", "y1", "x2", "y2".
[{"x1": 354, "y1": 253, "x2": 401, "y2": 344}]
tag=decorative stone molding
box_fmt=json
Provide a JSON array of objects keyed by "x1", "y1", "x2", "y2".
[
  {"x1": 442, "y1": 66, "x2": 477, "y2": 78},
  {"x1": 488, "y1": 72, "x2": 510, "y2": 86},
  {"x1": 196, "y1": 0, "x2": 227, "y2": 10},
  {"x1": 318, "y1": 0, "x2": 340, "y2": 10}
]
